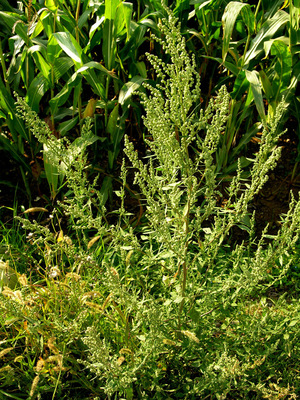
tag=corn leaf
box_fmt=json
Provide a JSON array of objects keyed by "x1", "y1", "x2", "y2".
[
  {"x1": 270, "y1": 40, "x2": 292, "y2": 101},
  {"x1": 58, "y1": 116, "x2": 79, "y2": 136},
  {"x1": 222, "y1": 2, "x2": 251, "y2": 62},
  {"x1": 244, "y1": 10, "x2": 289, "y2": 66},
  {"x1": 26, "y1": 73, "x2": 50, "y2": 112},
  {"x1": 119, "y1": 75, "x2": 144, "y2": 106},
  {"x1": 53, "y1": 32, "x2": 82, "y2": 66},
  {"x1": 0, "y1": 11, "x2": 29, "y2": 42},
  {"x1": 0, "y1": 77, "x2": 28, "y2": 143},
  {"x1": 245, "y1": 70, "x2": 265, "y2": 121}
]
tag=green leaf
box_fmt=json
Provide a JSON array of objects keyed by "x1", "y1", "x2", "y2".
[
  {"x1": 79, "y1": 67, "x2": 106, "y2": 100},
  {"x1": 45, "y1": 0, "x2": 58, "y2": 12},
  {"x1": 222, "y1": 2, "x2": 252, "y2": 62},
  {"x1": 115, "y1": 2, "x2": 132, "y2": 40},
  {"x1": 259, "y1": 70, "x2": 274, "y2": 99},
  {"x1": 0, "y1": 77, "x2": 28, "y2": 142},
  {"x1": 53, "y1": 57, "x2": 74, "y2": 81},
  {"x1": 262, "y1": 36, "x2": 289, "y2": 59},
  {"x1": 103, "y1": 19, "x2": 116, "y2": 70},
  {"x1": 119, "y1": 75, "x2": 144, "y2": 105},
  {"x1": 105, "y1": 0, "x2": 121, "y2": 20},
  {"x1": 99, "y1": 176, "x2": 113, "y2": 206},
  {"x1": 231, "y1": 70, "x2": 249, "y2": 100},
  {"x1": 107, "y1": 103, "x2": 119, "y2": 138},
  {"x1": 244, "y1": 10, "x2": 289, "y2": 66},
  {"x1": 49, "y1": 73, "x2": 82, "y2": 113},
  {"x1": 78, "y1": 8, "x2": 93, "y2": 30},
  {"x1": 31, "y1": 50, "x2": 51, "y2": 81},
  {"x1": 77, "y1": 61, "x2": 116, "y2": 78},
  {"x1": 107, "y1": 104, "x2": 128, "y2": 170},
  {"x1": 0, "y1": 11, "x2": 29, "y2": 42},
  {"x1": 89, "y1": 15, "x2": 105, "y2": 39},
  {"x1": 203, "y1": 56, "x2": 240, "y2": 76},
  {"x1": 245, "y1": 70, "x2": 265, "y2": 121},
  {"x1": 47, "y1": 34, "x2": 63, "y2": 63},
  {"x1": 134, "y1": 61, "x2": 147, "y2": 78},
  {"x1": 38, "y1": 9, "x2": 54, "y2": 38},
  {"x1": 53, "y1": 32, "x2": 83, "y2": 66},
  {"x1": 270, "y1": 40, "x2": 292, "y2": 101},
  {"x1": 289, "y1": 320, "x2": 298, "y2": 327},
  {"x1": 26, "y1": 72, "x2": 50, "y2": 112},
  {"x1": 58, "y1": 116, "x2": 79, "y2": 136}
]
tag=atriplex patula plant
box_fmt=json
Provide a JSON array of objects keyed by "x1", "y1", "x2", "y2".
[
  {"x1": 2, "y1": 4, "x2": 300, "y2": 399},
  {"x1": 123, "y1": 4, "x2": 288, "y2": 326}
]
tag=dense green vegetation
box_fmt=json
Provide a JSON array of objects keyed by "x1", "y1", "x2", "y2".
[{"x1": 0, "y1": 1, "x2": 300, "y2": 399}]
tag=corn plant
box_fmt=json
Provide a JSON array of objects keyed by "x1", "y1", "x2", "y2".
[
  {"x1": 215, "y1": 0, "x2": 299, "y2": 176},
  {"x1": 0, "y1": 0, "x2": 149, "y2": 201},
  {"x1": 170, "y1": 0, "x2": 299, "y2": 178}
]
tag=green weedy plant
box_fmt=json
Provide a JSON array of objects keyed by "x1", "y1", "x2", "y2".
[
  {"x1": 1, "y1": 4, "x2": 300, "y2": 399},
  {"x1": 123, "y1": 4, "x2": 284, "y2": 321}
]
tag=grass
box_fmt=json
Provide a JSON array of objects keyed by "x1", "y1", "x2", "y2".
[
  {"x1": 1, "y1": 259, "x2": 299, "y2": 399},
  {"x1": 0, "y1": 181, "x2": 300, "y2": 400}
]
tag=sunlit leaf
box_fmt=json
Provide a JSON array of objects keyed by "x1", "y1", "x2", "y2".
[
  {"x1": 23, "y1": 207, "x2": 48, "y2": 213},
  {"x1": 53, "y1": 31, "x2": 82, "y2": 65},
  {"x1": 222, "y1": 1, "x2": 252, "y2": 62},
  {"x1": 119, "y1": 75, "x2": 144, "y2": 105},
  {"x1": 245, "y1": 69, "x2": 265, "y2": 121},
  {"x1": 244, "y1": 10, "x2": 289, "y2": 66}
]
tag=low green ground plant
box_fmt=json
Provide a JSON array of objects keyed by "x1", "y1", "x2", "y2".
[{"x1": 0, "y1": 5, "x2": 300, "y2": 399}]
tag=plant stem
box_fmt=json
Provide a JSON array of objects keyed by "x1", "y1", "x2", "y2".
[
  {"x1": 177, "y1": 183, "x2": 192, "y2": 331},
  {"x1": 75, "y1": 0, "x2": 81, "y2": 43},
  {"x1": 0, "y1": 39, "x2": 10, "y2": 93}
]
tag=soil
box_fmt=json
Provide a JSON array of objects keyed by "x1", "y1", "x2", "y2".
[{"x1": 252, "y1": 122, "x2": 300, "y2": 236}]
